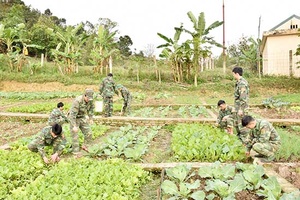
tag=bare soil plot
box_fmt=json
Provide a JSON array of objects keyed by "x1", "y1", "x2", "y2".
[
  {"x1": 271, "y1": 163, "x2": 300, "y2": 189},
  {"x1": 250, "y1": 107, "x2": 300, "y2": 119},
  {"x1": 0, "y1": 121, "x2": 45, "y2": 145}
]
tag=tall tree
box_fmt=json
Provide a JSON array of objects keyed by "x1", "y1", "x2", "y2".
[{"x1": 117, "y1": 35, "x2": 133, "y2": 57}]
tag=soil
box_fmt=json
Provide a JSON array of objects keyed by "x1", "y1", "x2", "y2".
[
  {"x1": 142, "y1": 128, "x2": 173, "y2": 163},
  {"x1": 273, "y1": 163, "x2": 300, "y2": 189},
  {"x1": 250, "y1": 107, "x2": 300, "y2": 119},
  {"x1": 0, "y1": 80, "x2": 97, "y2": 92},
  {"x1": 0, "y1": 121, "x2": 45, "y2": 146}
]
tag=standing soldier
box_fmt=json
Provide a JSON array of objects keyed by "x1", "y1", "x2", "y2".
[
  {"x1": 48, "y1": 102, "x2": 69, "y2": 126},
  {"x1": 28, "y1": 124, "x2": 66, "y2": 164},
  {"x1": 69, "y1": 89, "x2": 95, "y2": 154},
  {"x1": 241, "y1": 115, "x2": 281, "y2": 162},
  {"x1": 217, "y1": 100, "x2": 236, "y2": 135},
  {"x1": 99, "y1": 73, "x2": 115, "y2": 117},
  {"x1": 232, "y1": 66, "x2": 250, "y2": 138},
  {"x1": 116, "y1": 84, "x2": 132, "y2": 116}
]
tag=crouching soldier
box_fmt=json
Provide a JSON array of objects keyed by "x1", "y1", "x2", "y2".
[
  {"x1": 241, "y1": 115, "x2": 281, "y2": 162},
  {"x1": 48, "y1": 102, "x2": 69, "y2": 126},
  {"x1": 116, "y1": 84, "x2": 132, "y2": 116},
  {"x1": 28, "y1": 124, "x2": 66, "y2": 164},
  {"x1": 217, "y1": 100, "x2": 235, "y2": 135}
]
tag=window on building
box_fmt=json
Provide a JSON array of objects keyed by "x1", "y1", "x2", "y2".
[{"x1": 290, "y1": 24, "x2": 298, "y2": 29}]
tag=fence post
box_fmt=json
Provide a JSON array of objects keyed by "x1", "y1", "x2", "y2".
[{"x1": 289, "y1": 50, "x2": 293, "y2": 77}]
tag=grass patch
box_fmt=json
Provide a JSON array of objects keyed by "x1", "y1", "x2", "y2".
[
  {"x1": 277, "y1": 127, "x2": 300, "y2": 161},
  {"x1": 273, "y1": 93, "x2": 300, "y2": 104}
]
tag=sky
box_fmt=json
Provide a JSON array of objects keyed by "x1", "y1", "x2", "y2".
[{"x1": 22, "y1": 0, "x2": 300, "y2": 57}]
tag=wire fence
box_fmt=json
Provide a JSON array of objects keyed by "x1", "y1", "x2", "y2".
[{"x1": 262, "y1": 50, "x2": 300, "y2": 77}]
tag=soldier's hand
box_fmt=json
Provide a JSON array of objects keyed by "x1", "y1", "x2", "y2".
[
  {"x1": 238, "y1": 110, "x2": 243, "y2": 116},
  {"x1": 51, "y1": 153, "x2": 59, "y2": 162},
  {"x1": 43, "y1": 156, "x2": 49, "y2": 164},
  {"x1": 245, "y1": 151, "x2": 250, "y2": 157},
  {"x1": 222, "y1": 116, "x2": 229, "y2": 121},
  {"x1": 89, "y1": 119, "x2": 94, "y2": 125},
  {"x1": 73, "y1": 126, "x2": 78, "y2": 133}
]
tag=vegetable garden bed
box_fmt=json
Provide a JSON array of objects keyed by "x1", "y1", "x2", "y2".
[
  {"x1": 1, "y1": 122, "x2": 300, "y2": 199},
  {"x1": 1, "y1": 93, "x2": 300, "y2": 199}
]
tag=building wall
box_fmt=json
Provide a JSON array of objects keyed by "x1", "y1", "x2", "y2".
[{"x1": 262, "y1": 34, "x2": 300, "y2": 77}]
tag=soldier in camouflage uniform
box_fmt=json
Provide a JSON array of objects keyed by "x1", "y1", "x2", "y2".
[
  {"x1": 69, "y1": 89, "x2": 95, "y2": 154},
  {"x1": 99, "y1": 73, "x2": 115, "y2": 117},
  {"x1": 116, "y1": 84, "x2": 132, "y2": 116},
  {"x1": 217, "y1": 100, "x2": 236, "y2": 135},
  {"x1": 232, "y1": 66, "x2": 250, "y2": 138},
  {"x1": 241, "y1": 115, "x2": 281, "y2": 162},
  {"x1": 28, "y1": 124, "x2": 66, "y2": 164},
  {"x1": 48, "y1": 102, "x2": 69, "y2": 126}
]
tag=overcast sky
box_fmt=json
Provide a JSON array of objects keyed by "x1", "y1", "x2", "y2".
[{"x1": 22, "y1": 0, "x2": 300, "y2": 56}]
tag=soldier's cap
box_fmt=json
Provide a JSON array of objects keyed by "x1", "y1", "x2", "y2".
[
  {"x1": 116, "y1": 84, "x2": 123, "y2": 89},
  {"x1": 85, "y1": 88, "x2": 94, "y2": 100},
  {"x1": 52, "y1": 124, "x2": 62, "y2": 135}
]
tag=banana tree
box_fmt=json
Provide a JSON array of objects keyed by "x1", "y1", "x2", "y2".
[
  {"x1": 0, "y1": 23, "x2": 42, "y2": 72},
  {"x1": 180, "y1": 11, "x2": 223, "y2": 86},
  {"x1": 90, "y1": 25, "x2": 118, "y2": 74},
  {"x1": 157, "y1": 26, "x2": 185, "y2": 82},
  {"x1": 50, "y1": 23, "x2": 88, "y2": 74},
  {"x1": 240, "y1": 37, "x2": 261, "y2": 71},
  {"x1": 0, "y1": 23, "x2": 19, "y2": 71}
]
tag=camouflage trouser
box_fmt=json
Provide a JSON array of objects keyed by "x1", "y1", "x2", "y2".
[
  {"x1": 103, "y1": 96, "x2": 113, "y2": 117},
  {"x1": 219, "y1": 115, "x2": 234, "y2": 129},
  {"x1": 70, "y1": 117, "x2": 92, "y2": 153},
  {"x1": 122, "y1": 95, "x2": 132, "y2": 115},
  {"x1": 252, "y1": 142, "x2": 281, "y2": 157},
  {"x1": 28, "y1": 137, "x2": 67, "y2": 156},
  {"x1": 234, "y1": 109, "x2": 250, "y2": 140}
]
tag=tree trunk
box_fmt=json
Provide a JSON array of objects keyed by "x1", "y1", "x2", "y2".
[
  {"x1": 158, "y1": 69, "x2": 161, "y2": 84},
  {"x1": 194, "y1": 73, "x2": 198, "y2": 87},
  {"x1": 137, "y1": 66, "x2": 140, "y2": 83},
  {"x1": 176, "y1": 61, "x2": 180, "y2": 82},
  {"x1": 109, "y1": 56, "x2": 113, "y2": 73}
]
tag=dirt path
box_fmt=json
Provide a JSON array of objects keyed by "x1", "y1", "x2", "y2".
[{"x1": 0, "y1": 81, "x2": 98, "y2": 92}]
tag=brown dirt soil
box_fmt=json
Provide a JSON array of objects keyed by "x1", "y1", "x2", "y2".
[
  {"x1": 250, "y1": 107, "x2": 300, "y2": 119},
  {"x1": 0, "y1": 121, "x2": 46, "y2": 145},
  {"x1": 273, "y1": 163, "x2": 300, "y2": 189},
  {"x1": 0, "y1": 81, "x2": 97, "y2": 92},
  {"x1": 142, "y1": 129, "x2": 173, "y2": 163}
]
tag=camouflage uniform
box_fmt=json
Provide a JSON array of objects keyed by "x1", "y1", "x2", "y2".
[
  {"x1": 217, "y1": 105, "x2": 235, "y2": 129},
  {"x1": 234, "y1": 77, "x2": 250, "y2": 137},
  {"x1": 118, "y1": 85, "x2": 132, "y2": 115},
  {"x1": 243, "y1": 119, "x2": 281, "y2": 159},
  {"x1": 28, "y1": 126, "x2": 66, "y2": 158},
  {"x1": 99, "y1": 76, "x2": 115, "y2": 117},
  {"x1": 69, "y1": 94, "x2": 94, "y2": 152},
  {"x1": 48, "y1": 108, "x2": 69, "y2": 126}
]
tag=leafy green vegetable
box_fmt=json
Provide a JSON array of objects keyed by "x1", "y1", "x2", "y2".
[
  {"x1": 165, "y1": 165, "x2": 191, "y2": 182},
  {"x1": 171, "y1": 124, "x2": 246, "y2": 162}
]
